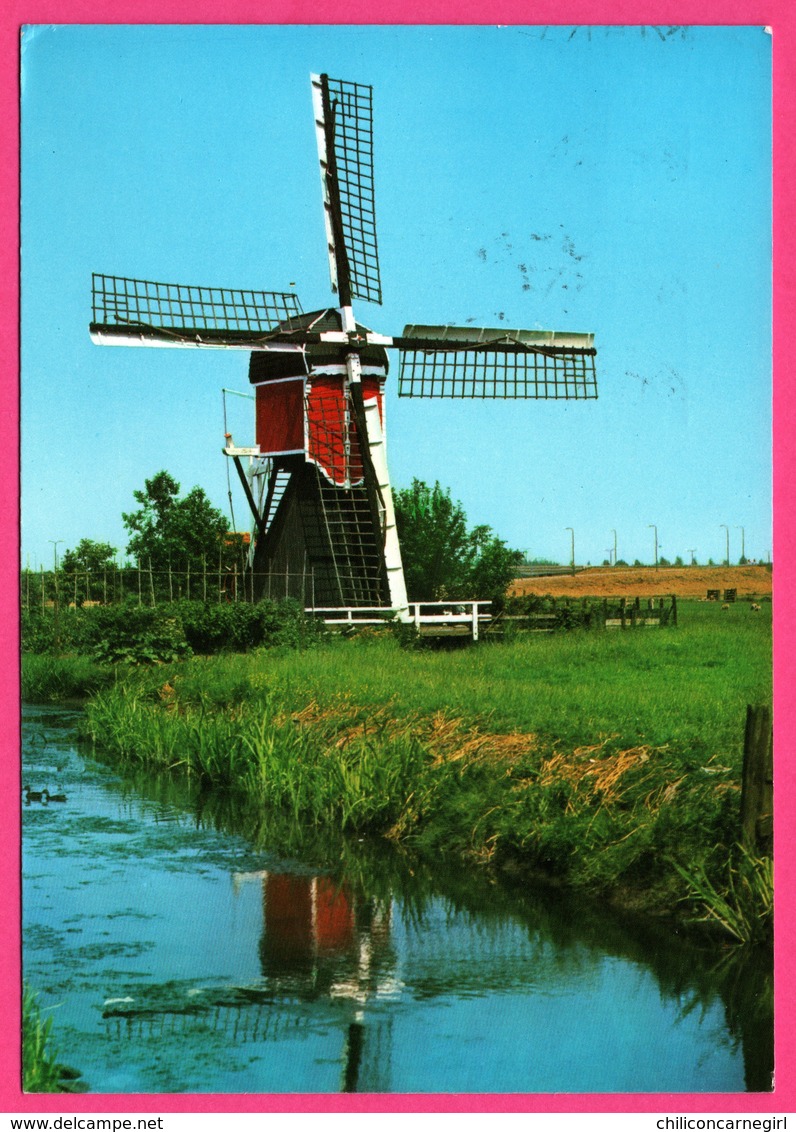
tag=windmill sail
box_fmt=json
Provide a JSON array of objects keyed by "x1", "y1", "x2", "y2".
[
  {"x1": 90, "y1": 274, "x2": 303, "y2": 348},
  {"x1": 312, "y1": 74, "x2": 382, "y2": 306},
  {"x1": 396, "y1": 325, "x2": 597, "y2": 399}
]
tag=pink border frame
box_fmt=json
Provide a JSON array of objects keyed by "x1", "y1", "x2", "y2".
[{"x1": 5, "y1": 1, "x2": 793, "y2": 1115}]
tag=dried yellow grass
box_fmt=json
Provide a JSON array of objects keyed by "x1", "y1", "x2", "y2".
[
  {"x1": 289, "y1": 700, "x2": 537, "y2": 767},
  {"x1": 529, "y1": 740, "x2": 659, "y2": 811},
  {"x1": 284, "y1": 700, "x2": 731, "y2": 822}
]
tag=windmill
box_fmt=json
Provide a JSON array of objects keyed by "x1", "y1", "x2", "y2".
[{"x1": 90, "y1": 73, "x2": 598, "y2": 615}]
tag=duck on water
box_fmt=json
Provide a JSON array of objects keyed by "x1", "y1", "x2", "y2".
[{"x1": 24, "y1": 786, "x2": 67, "y2": 803}]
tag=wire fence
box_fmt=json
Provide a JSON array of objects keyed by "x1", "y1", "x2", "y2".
[{"x1": 20, "y1": 567, "x2": 321, "y2": 611}]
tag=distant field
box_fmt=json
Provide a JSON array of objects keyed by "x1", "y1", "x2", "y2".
[{"x1": 510, "y1": 564, "x2": 772, "y2": 599}]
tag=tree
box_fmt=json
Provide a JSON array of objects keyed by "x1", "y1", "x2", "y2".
[
  {"x1": 60, "y1": 538, "x2": 118, "y2": 605},
  {"x1": 122, "y1": 471, "x2": 235, "y2": 595},
  {"x1": 61, "y1": 539, "x2": 117, "y2": 575},
  {"x1": 393, "y1": 479, "x2": 522, "y2": 601},
  {"x1": 468, "y1": 525, "x2": 525, "y2": 601}
]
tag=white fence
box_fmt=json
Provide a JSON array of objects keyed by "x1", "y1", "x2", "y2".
[{"x1": 310, "y1": 600, "x2": 493, "y2": 640}]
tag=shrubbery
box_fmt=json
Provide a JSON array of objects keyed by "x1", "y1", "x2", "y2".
[
  {"x1": 21, "y1": 598, "x2": 325, "y2": 665},
  {"x1": 499, "y1": 594, "x2": 676, "y2": 629},
  {"x1": 175, "y1": 598, "x2": 324, "y2": 653}
]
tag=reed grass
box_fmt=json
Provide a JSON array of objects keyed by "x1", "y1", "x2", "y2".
[
  {"x1": 672, "y1": 845, "x2": 773, "y2": 944},
  {"x1": 22, "y1": 986, "x2": 63, "y2": 1092}
]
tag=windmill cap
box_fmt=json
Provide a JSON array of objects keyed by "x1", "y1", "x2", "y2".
[{"x1": 248, "y1": 308, "x2": 389, "y2": 384}]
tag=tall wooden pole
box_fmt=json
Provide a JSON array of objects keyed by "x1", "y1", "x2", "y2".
[{"x1": 741, "y1": 704, "x2": 773, "y2": 856}]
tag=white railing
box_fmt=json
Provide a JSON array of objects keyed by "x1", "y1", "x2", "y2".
[{"x1": 308, "y1": 600, "x2": 493, "y2": 640}]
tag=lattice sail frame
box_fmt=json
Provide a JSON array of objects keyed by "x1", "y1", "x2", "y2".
[
  {"x1": 91, "y1": 274, "x2": 303, "y2": 339},
  {"x1": 396, "y1": 325, "x2": 598, "y2": 399},
  {"x1": 313, "y1": 74, "x2": 382, "y2": 306},
  {"x1": 398, "y1": 346, "x2": 598, "y2": 399}
]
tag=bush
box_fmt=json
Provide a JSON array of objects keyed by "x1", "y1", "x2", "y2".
[
  {"x1": 84, "y1": 601, "x2": 192, "y2": 664},
  {"x1": 176, "y1": 598, "x2": 324, "y2": 653},
  {"x1": 21, "y1": 609, "x2": 86, "y2": 655},
  {"x1": 22, "y1": 598, "x2": 325, "y2": 663}
]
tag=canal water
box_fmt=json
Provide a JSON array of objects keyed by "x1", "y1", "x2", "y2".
[{"x1": 22, "y1": 705, "x2": 773, "y2": 1095}]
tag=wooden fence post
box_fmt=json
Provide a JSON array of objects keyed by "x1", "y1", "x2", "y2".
[{"x1": 741, "y1": 704, "x2": 773, "y2": 856}]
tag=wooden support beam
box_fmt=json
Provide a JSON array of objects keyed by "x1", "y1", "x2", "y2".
[{"x1": 231, "y1": 455, "x2": 268, "y2": 540}]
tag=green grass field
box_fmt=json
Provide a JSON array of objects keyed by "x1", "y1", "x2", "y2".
[
  {"x1": 255, "y1": 601, "x2": 771, "y2": 751},
  {"x1": 60, "y1": 600, "x2": 772, "y2": 938}
]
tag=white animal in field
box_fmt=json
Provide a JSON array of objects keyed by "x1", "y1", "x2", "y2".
[
  {"x1": 721, "y1": 603, "x2": 730, "y2": 611},
  {"x1": 751, "y1": 602, "x2": 761, "y2": 611}
]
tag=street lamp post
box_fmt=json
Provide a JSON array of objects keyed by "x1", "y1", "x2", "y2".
[
  {"x1": 610, "y1": 529, "x2": 617, "y2": 566},
  {"x1": 720, "y1": 524, "x2": 729, "y2": 567},
  {"x1": 648, "y1": 525, "x2": 658, "y2": 571},
  {"x1": 688, "y1": 548, "x2": 697, "y2": 566},
  {"x1": 48, "y1": 540, "x2": 63, "y2": 600},
  {"x1": 565, "y1": 528, "x2": 575, "y2": 575},
  {"x1": 736, "y1": 526, "x2": 745, "y2": 565},
  {"x1": 48, "y1": 539, "x2": 63, "y2": 645}
]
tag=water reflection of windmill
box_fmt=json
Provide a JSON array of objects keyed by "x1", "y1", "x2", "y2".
[
  {"x1": 90, "y1": 72, "x2": 598, "y2": 612},
  {"x1": 98, "y1": 855, "x2": 768, "y2": 1092},
  {"x1": 248, "y1": 869, "x2": 399, "y2": 1092},
  {"x1": 102, "y1": 869, "x2": 399, "y2": 1092}
]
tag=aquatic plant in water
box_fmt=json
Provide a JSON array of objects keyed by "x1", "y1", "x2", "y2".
[
  {"x1": 22, "y1": 985, "x2": 63, "y2": 1092},
  {"x1": 672, "y1": 844, "x2": 773, "y2": 945}
]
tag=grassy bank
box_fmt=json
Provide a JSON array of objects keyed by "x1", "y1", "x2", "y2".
[
  {"x1": 21, "y1": 654, "x2": 114, "y2": 703},
  {"x1": 78, "y1": 601, "x2": 772, "y2": 937}
]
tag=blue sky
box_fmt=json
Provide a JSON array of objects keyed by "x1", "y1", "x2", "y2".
[{"x1": 20, "y1": 23, "x2": 772, "y2": 570}]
